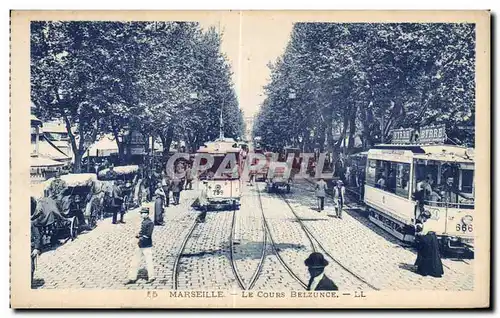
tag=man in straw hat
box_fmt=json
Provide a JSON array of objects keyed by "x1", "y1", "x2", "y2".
[
  {"x1": 126, "y1": 207, "x2": 155, "y2": 284},
  {"x1": 304, "y1": 252, "x2": 338, "y2": 291}
]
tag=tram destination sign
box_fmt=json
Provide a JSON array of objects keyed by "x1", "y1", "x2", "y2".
[{"x1": 418, "y1": 124, "x2": 446, "y2": 144}]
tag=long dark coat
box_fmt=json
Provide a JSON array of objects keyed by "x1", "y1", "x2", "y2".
[
  {"x1": 415, "y1": 232, "x2": 444, "y2": 278},
  {"x1": 154, "y1": 196, "x2": 163, "y2": 224}
]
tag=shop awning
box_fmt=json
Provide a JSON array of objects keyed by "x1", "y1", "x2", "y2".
[
  {"x1": 38, "y1": 137, "x2": 71, "y2": 162},
  {"x1": 83, "y1": 135, "x2": 119, "y2": 158},
  {"x1": 31, "y1": 155, "x2": 65, "y2": 167}
]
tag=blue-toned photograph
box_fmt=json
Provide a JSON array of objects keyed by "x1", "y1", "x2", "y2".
[{"x1": 28, "y1": 18, "x2": 477, "y2": 295}]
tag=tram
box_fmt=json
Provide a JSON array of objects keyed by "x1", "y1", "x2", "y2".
[
  {"x1": 196, "y1": 138, "x2": 242, "y2": 210},
  {"x1": 364, "y1": 143, "x2": 475, "y2": 253}
]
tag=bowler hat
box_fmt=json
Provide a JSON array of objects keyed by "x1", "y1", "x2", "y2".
[
  {"x1": 140, "y1": 207, "x2": 150, "y2": 214},
  {"x1": 304, "y1": 252, "x2": 329, "y2": 268}
]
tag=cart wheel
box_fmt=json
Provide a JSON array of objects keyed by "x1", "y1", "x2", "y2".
[
  {"x1": 232, "y1": 200, "x2": 238, "y2": 210},
  {"x1": 286, "y1": 184, "x2": 291, "y2": 193},
  {"x1": 88, "y1": 215, "x2": 97, "y2": 230},
  {"x1": 123, "y1": 195, "x2": 129, "y2": 210},
  {"x1": 70, "y1": 217, "x2": 79, "y2": 240}
]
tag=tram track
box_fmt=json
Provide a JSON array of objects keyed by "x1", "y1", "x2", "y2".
[
  {"x1": 229, "y1": 193, "x2": 269, "y2": 290},
  {"x1": 172, "y1": 216, "x2": 199, "y2": 290},
  {"x1": 229, "y1": 205, "x2": 250, "y2": 290},
  {"x1": 173, "y1": 200, "x2": 265, "y2": 290},
  {"x1": 278, "y1": 192, "x2": 380, "y2": 290},
  {"x1": 255, "y1": 182, "x2": 310, "y2": 290}
]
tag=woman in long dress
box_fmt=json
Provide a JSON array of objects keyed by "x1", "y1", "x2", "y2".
[
  {"x1": 153, "y1": 183, "x2": 165, "y2": 226},
  {"x1": 414, "y1": 214, "x2": 444, "y2": 278}
]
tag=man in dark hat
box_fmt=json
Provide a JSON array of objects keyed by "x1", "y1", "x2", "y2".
[
  {"x1": 111, "y1": 180, "x2": 125, "y2": 224},
  {"x1": 126, "y1": 207, "x2": 155, "y2": 284},
  {"x1": 304, "y1": 252, "x2": 338, "y2": 291}
]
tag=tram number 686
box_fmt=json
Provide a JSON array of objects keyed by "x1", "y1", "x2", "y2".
[{"x1": 456, "y1": 224, "x2": 473, "y2": 232}]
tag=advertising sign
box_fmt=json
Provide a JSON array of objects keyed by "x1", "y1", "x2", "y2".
[
  {"x1": 418, "y1": 124, "x2": 446, "y2": 144},
  {"x1": 128, "y1": 131, "x2": 146, "y2": 155},
  {"x1": 391, "y1": 128, "x2": 414, "y2": 144},
  {"x1": 129, "y1": 146, "x2": 146, "y2": 155}
]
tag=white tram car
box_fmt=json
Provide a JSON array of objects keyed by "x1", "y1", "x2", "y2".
[
  {"x1": 364, "y1": 144, "x2": 475, "y2": 252},
  {"x1": 196, "y1": 138, "x2": 242, "y2": 209}
]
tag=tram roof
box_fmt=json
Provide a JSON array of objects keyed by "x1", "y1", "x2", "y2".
[
  {"x1": 196, "y1": 139, "x2": 240, "y2": 154},
  {"x1": 370, "y1": 144, "x2": 474, "y2": 163}
]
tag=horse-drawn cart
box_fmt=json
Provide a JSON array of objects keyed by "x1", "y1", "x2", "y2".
[
  {"x1": 98, "y1": 165, "x2": 141, "y2": 211},
  {"x1": 31, "y1": 196, "x2": 79, "y2": 247},
  {"x1": 31, "y1": 173, "x2": 102, "y2": 248}
]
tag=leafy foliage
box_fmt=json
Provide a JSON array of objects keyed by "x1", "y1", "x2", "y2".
[
  {"x1": 31, "y1": 21, "x2": 244, "y2": 171},
  {"x1": 253, "y1": 23, "x2": 475, "y2": 153}
]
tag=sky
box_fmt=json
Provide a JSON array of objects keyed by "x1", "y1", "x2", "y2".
[{"x1": 200, "y1": 12, "x2": 294, "y2": 119}]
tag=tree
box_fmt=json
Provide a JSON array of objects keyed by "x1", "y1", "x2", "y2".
[
  {"x1": 254, "y1": 23, "x2": 476, "y2": 154},
  {"x1": 31, "y1": 21, "x2": 106, "y2": 172}
]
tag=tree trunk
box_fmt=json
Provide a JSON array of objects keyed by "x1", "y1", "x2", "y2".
[
  {"x1": 113, "y1": 128, "x2": 125, "y2": 165},
  {"x1": 73, "y1": 152, "x2": 83, "y2": 173},
  {"x1": 160, "y1": 125, "x2": 174, "y2": 159},
  {"x1": 347, "y1": 105, "x2": 357, "y2": 152},
  {"x1": 62, "y1": 114, "x2": 80, "y2": 172}
]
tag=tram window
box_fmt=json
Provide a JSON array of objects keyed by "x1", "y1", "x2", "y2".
[
  {"x1": 395, "y1": 163, "x2": 410, "y2": 198},
  {"x1": 365, "y1": 159, "x2": 377, "y2": 186},
  {"x1": 461, "y1": 170, "x2": 474, "y2": 194},
  {"x1": 414, "y1": 162, "x2": 439, "y2": 190}
]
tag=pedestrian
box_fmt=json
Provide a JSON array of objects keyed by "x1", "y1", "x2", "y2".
[
  {"x1": 161, "y1": 171, "x2": 171, "y2": 207},
  {"x1": 141, "y1": 177, "x2": 150, "y2": 204},
  {"x1": 177, "y1": 162, "x2": 186, "y2": 190},
  {"x1": 414, "y1": 211, "x2": 444, "y2": 278},
  {"x1": 196, "y1": 181, "x2": 209, "y2": 223},
  {"x1": 315, "y1": 178, "x2": 328, "y2": 212},
  {"x1": 333, "y1": 180, "x2": 346, "y2": 219},
  {"x1": 111, "y1": 180, "x2": 125, "y2": 224},
  {"x1": 154, "y1": 183, "x2": 165, "y2": 226},
  {"x1": 30, "y1": 201, "x2": 42, "y2": 286},
  {"x1": 47, "y1": 171, "x2": 67, "y2": 201},
  {"x1": 304, "y1": 252, "x2": 338, "y2": 291},
  {"x1": 171, "y1": 176, "x2": 182, "y2": 205},
  {"x1": 185, "y1": 164, "x2": 193, "y2": 190},
  {"x1": 126, "y1": 207, "x2": 155, "y2": 284},
  {"x1": 248, "y1": 170, "x2": 255, "y2": 186}
]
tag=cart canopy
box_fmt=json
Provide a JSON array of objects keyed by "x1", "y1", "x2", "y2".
[{"x1": 98, "y1": 165, "x2": 140, "y2": 179}]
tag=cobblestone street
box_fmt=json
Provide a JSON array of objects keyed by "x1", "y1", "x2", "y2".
[{"x1": 32, "y1": 180, "x2": 474, "y2": 291}]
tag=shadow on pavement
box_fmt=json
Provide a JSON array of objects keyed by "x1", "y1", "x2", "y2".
[
  {"x1": 398, "y1": 262, "x2": 418, "y2": 274},
  {"x1": 232, "y1": 241, "x2": 266, "y2": 261}
]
